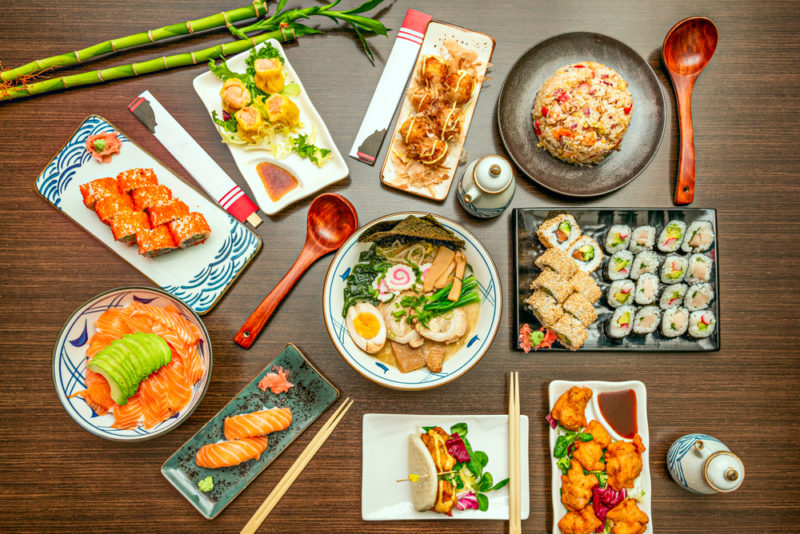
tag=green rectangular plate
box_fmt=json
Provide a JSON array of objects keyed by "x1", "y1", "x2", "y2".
[{"x1": 162, "y1": 343, "x2": 340, "y2": 519}]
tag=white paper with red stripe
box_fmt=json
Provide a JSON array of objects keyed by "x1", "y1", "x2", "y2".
[{"x1": 349, "y1": 9, "x2": 432, "y2": 165}]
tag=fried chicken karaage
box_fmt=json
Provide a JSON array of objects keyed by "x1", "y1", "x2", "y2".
[
  {"x1": 606, "y1": 498, "x2": 649, "y2": 534},
  {"x1": 552, "y1": 386, "x2": 593, "y2": 431},
  {"x1": 558, "y1": 504, "x2": 602, "y2": 534},
  {"x1": 606, "y1": 434, "x2": 646, "y2": 492},
  {"x1": 573, "y1": 420, "x2": 612, "y2": 472},
  {"x1": 561, "y1": 459, "x2": 598, "y2": 512}
]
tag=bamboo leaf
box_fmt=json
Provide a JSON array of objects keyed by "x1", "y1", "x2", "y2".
[
  {"x1": 341, "y1": 0, "x2": 385, "y2": 15},
  {"x1": 348, "y1": 22, "x2": 375, "y2": 64}
]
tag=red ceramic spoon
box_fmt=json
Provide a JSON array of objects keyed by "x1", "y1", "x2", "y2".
[
  {"x1": 234, "y1": 193, "x2": 358, "y2": 349},
  {"x1": 663, "y1": 16, "x2": 718, "y2": 205}
]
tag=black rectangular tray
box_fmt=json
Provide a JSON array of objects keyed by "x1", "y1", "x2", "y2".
[{"x1": 513, "y1": 208, "x2": 720, "y2": 352}]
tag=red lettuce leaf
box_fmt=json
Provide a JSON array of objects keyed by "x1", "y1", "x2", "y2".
[
  {"x1": 592, "y1": 485, "x2": 626, "y2": 531},
  {"x1": 446, "y1": 433, "x2": 471, "y2": 463}
]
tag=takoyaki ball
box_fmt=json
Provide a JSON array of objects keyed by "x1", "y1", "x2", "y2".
[
  {"x1": 433, "y1": 106, "x2": 463, "y2": 142},
  {"x1": 418, "y1": 55, "x2": 449, "y2": 87},
  {"x1": 411, "y1": 137, "x2": 449, "y2": 166},
  {"x1": 399, "y1": 115, "x2": 432, "y2": 145},
  {"x1": 410, "y1": 86, "x2": 439, "y2": 115},
  {"x1": 443, "y1": 70, "x2": 476, "y2": 105}
]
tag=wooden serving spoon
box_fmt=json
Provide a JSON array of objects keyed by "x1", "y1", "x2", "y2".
[
  {"x1": 662, "y1": 16, "x2": 718, "y2": 205},
  {"x1": 234, "y1": 193, "x2": 358, "y2": 349}
]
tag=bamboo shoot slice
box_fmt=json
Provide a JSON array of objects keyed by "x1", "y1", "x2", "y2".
[
  {"x1": 447, "y1": 252, "x2": 467, "y2": 301},
  {"x1": 423, "y1": 246, "x2": 456, "y2": 292}
]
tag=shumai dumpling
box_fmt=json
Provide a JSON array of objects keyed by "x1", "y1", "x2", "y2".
[
  {"x1": 220, "y1": 78, "x2": 251, "y2": 114},
  {"x1": 234, "y1": 105, "x2": 263, "y2": 142},
  {"x1": 264, "y1": 94, "x2": 300, "y2": 127},
  {"x1": 254, "y1": 57, "x2": 284, "y2": 94}
]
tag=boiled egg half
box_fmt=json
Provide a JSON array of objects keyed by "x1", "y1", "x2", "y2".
[{"x1": 345, "y1": 302, "x2": 387, "y2": 354}]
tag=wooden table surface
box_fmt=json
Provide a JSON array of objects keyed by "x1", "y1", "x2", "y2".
[{"x1": 1, "y1": 1, "x2": 798, "y2": 532}]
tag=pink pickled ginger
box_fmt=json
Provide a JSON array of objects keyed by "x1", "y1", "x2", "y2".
[{"x1": 257, "y1": 365, "x2": 294, "y2": 394}]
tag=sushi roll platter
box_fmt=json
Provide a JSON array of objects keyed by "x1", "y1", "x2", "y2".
[{"x1": 514, "y1": 208, "x2": 720, "y2": 351}]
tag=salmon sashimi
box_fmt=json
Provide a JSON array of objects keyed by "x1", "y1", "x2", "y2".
[
  {"x1": 111, "y1": 394, "x2": 143, "y2": 429},
  {"x1": 256, "y1": 365, "x2": 294, "y2": 394},
  {"x1": 93, "y1": 308, "x2": 131, "y2": 338},
  {"x1": 71, "y1": 370, "x2": 115, "y2": 415},
  {"x1": 195, "y1": 436, "x2": 270, "y2": 469},
  {"x1": 224, "y1": 407, "x2": 293, "y2": 441},
  {"x1": 86, "y1": 332, "x2": 118, "y2": 358},
  {"x1": 129, "y1": 302, "x2": 199, "y2": 346},
  {"x1": 172, "y1": 343, "x2": 204, "y2": 384}
]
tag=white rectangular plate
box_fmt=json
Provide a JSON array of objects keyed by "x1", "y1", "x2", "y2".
[
  {"x1": 193, "y1": 40, "x2": 349, "y2": 215},
  {"x1": 34, "y1": 115, "x2": 261, "y2": 315},
  {"x1": 548, "y1": 380, "x2": 653, "y2": 534},
  {"x1": 362, "y1": 413, "x2": 530, "y2": 521}
]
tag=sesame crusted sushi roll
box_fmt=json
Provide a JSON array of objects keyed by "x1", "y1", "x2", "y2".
[
  {"x1": 660, "y1": 254, "x2": 688, "y2": 284},
  {"x1": 536, "y1": 214, "x2": 581, "y2": 251},
  {"x1": 131, "y1": 184, "x2": 172, "y2": 211},
  {"x1": 535, "y1": 247, "x2": 578, "y2": 279},
  {"x1": 608, "y1": 305, "x2": 635, "y2": 338},
  {"x1": 79, "y1": 177, "x2": 120, "y2": 209},
  {"x1": 634, "y1": 273, "x2": 659, "y2": 305},
  {"x1": 148, "y1": 199, "x2": 189, "y2": 227},
  {"x1": 632, "y1": 306, "x2": 661, "y2": 335},
  {"x1": 532, "y1": 269, "x2": 572, "y2": 303},
  {"x1": 657, "y1": 220, "x2": 686, "y2": 252},
  {"x1": 630, "y1": 250, "x2": 660, "y2": 280},
  {"x1": 604, "y1": 225, "x2": 632, "y2": 254},
  {"x1": 682, "y1": 220, "x2": 715, "y2": 253},
  {"x1": 607, "y1": 250, "x2": 633, "y2": 281},
  {"x1": 551, "y1": 314, "x2": 588, "y2": 351},
  {"x1": 628, "y1": 225, "x2": 656, "y2": 253},
  {"x1": 526, "y1": 289, "x2": 564, "y2": 328},
  {"x1": 111, "y1": 211, "x2": 151, "y2": 245},
  {"x1": 136, "y1": 225, "x2": 178, "y2": 258},
  {"x1": 685, "y1": 283, "x2": 714, "y2": 311},
  {"x1": 563, "y1": 293, "x2": 597, "y2": 327},
  {"x1": 659, "y1": 283, "x2": 688, "y2": 310},
  {"x1": 95, "y1": 192, "x2": 134, "y2": 223},
  {"x1": 661, "y1": 306, "x2": 689, "y2": 337},
  {"x1": 607, "y1": 279, "x2": 635, "y2": 308},
  {"x1": 168, "y1": 212, "x2": 211, "y2": 248},
  {"x1": 688, "y1": 310, "x2": 716, "y2": 338},
  {"x1": 570, "y1": 270, "x2": 602, "y2": 304},
  {"x1": 567, "y1": 236, "x2": 603, "y2": 273},
  {"x1": 685, "y1": 253, "x2": 713, "y2": 285},
  {"x1": 116, "y1": 168, "x2": 158, "y2": 193}
]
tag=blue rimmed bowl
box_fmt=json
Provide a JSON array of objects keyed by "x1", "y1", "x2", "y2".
[
  {"x1": 52, "y1": 286, "x2": 212, "y2": 441},
  {"x1": 322, "y1": 213, "x2": 502, "y2": 391}
]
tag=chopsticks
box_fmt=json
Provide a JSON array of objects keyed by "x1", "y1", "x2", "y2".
[
  {"x1": 241, "y1": 397, "x2": 354, "y2": 534},
  {"x1": 508, "y1": 372, "x2": 521, "y2": 534}
]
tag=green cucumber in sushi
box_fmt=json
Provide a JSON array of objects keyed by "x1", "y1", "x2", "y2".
[{"x1": 657, "y1": 220, "x2": 686, "y2": 252}]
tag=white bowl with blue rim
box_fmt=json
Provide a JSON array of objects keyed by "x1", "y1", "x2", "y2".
[
  {"x1": 322, "y1": 213, "x2": 502, "y2": 391},
  {"x1": 52, "y1": 286, "x2": 212, "y2": 441}
]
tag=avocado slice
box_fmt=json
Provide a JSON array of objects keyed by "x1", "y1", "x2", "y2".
[
  {"x1": 614, "y1": 291, "x2": 630, "y2": 304},
  {"x1": 120, "y1": 334, "x2": 155, "y2": 377},
  {"x1": 88, "y1": 355, "x2": 132, "y2": 405},
  {"x1": 580, "y1": 245, "x2": 594, "y2": 262},
  {"x1": 666, "y1": 268, "x2": 683, "y2": 280},
  {"x1": 556, "y1": 221, "x2": 571, "y2": 242},
  {"x1": 101, "y1": 341, "x2": 139, "y2": 389},
  {"x1": 135, "y1": 332, "x2": 171, "y2": 370},
  {"x1": 611, "y1": 233, "x2": 625, "y2": 247},
  {"x1": 617, "y1": 311, "x2": 631, "y2": 326},
  {"x1": 666, "y1": 225, "x2": 682, "y2": 240}
]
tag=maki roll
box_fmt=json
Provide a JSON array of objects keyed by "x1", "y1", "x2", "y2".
[
  {"x1": 526, "y1": 289, "x2": 564, "y2": 328},
  {"x1": 168, "y1": 212, "x2": 211, "y2": 248},
  {"x1": 630, "y1": 251, "x2": 660, "y2": 280},
  {"x1": 532, "y1": 269, "x2": 571, "y2": 303},
  {"x1": 604, "y1": 224, "x2": 631, "y2": 254},
  {"x1": 567, "y1": 236, "x2": 603, "y2": 273},
  {"x1": 632, "y1": 306, "x2": 661, "y2": 335},
  {"x1": 656, "y1": 220, "x2": 686, "y2": 252},
  {"x1": 608, "y1": 305, "x2": 635, "y2": 338},
  {"x1": 685, "y1": 283, "x2": 714, "y2": 311},
  {"x1": 607, "y1": 250, "x2": 633, "y2": 281},
  {"x1": 688, "y1": 310, "x2": 716, "y2": 338},
  {"x1": 116, "y1": 168, "x2": 158, "y2": 193},
  {"x1": 634, "y1": 273, "x2": 659, "y2": 305},
  {"x1": 682, "y1": 220, "x2": 715, "y2": 253},
  {"x1": 659, "y1": 283, "x2": 688, "y2": 310},
  {"x1": 111, "y1": 211, "x2": 151, "y2": 244},
  {"x1": 607, "y1": 280, "x2": 635, "y2": 308},
  {"x1": 563, "y1": 293, "x2": 597, "y2": 328},
  {"x1": 660, "y1": 254, "x2": 688, "y2": 284},
  {"x1": 253, "y1": 57, "x2": 284, "y2": 94},
  {"x1": 570, "y1": 270, "x2": 602, "y2": 304},
  {"x1": 551, "y1": 314, "x2": 588, "y2": 351},
  {"x1": 79, "y1": 177, "x2": 119, "y2": 209},
  {"x1": 148, "y1": 199, "x2": 189, "y2": 227},
  {"x1": 536, "y1": 214, "x2": 581, "y2": 251},
  {"x1": 220, "y1": 78, "x2": 252, "y2": 114},
  {"x1": 131, "y1": 184, "x2": 172, "y2": 211},
  {"x1": 685, "y1": 254, "x2": 713, "y2": 285},
  {"x1": 535, "y1": 248, "x2": 578, "y2": 279},
  {"x1": 628, "y1": 225, "x2": 656, "y2": 253},
  {"x1": 95, "y1": 193, "x2": 134, "y2": 223},
  {"x1": 661, "y1": 307, "x2": 689, "y2": 337},
  {"x1": 136, "y1": 225, "x2": 178, "y2": 257},
  {"x1": 265, "y1": 94, "x2": 300, "y2": 127},
  {"x1": 235, "y1": 105, "x2": 264, "y2": 142}
]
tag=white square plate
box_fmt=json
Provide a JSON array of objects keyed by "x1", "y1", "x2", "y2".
[
  {"x1": 192, "y1": 40, "x2": 349, "y2": 215},
  {"x1": 362, "y1": 413, "x2": 530, "y2": 520},
  {"x1": 548, "y1": 380, "x2": 652, "y2": 533}
]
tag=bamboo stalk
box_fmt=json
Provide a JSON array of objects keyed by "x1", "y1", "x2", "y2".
[{"x1": 0, "y1": 1, "x2": 270, "y2": 82}]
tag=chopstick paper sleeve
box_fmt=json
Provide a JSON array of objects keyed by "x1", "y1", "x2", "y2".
[{"x1": 128, "y1": 91, "x2": 262, "y2": 227}]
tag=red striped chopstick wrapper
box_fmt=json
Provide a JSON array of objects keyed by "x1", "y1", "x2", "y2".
[
  {"x1": 128, "y1": 91, "x2": 262, "y2": 227},
  {"x1": 349, "y1": 9, "x2": 432, "y2": 165}
]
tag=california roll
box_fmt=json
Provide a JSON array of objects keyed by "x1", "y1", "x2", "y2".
[
  {"x1": 536, "y1": 214, "x2": 581, "y2": 251},
  {"x1": 608, "y1": 305, "x2": 635, "y2": 338},
  {"x1": 688, "y1": 310, "x2": 716, "y2": 338},
  {"x1": 607, "y1": 279, "x2": 635, "y2": 308},
  {"x1": 628, "y1": 225, "x2": 656, "y2": 253},
  {"x1": 607, "y1": 250, "x2": 633, "y2": 281},
  {"x1": 567, "y1": 236, "x2": 603, "y2": 273},
  {"x1": 657, "y1": 220, "x2": 686, "y2": 252},
  {"x1": 661, "y1": 254, "x2": 688, "y2": 284},
  {"x1": 605, "y1": 225, "x2": 632, "y2": 254},
  {"x1": 659, "y1": 283, "x2": 688, "y2": 310}
]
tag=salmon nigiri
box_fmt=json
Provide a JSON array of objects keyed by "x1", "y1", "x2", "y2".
[
  {"x1": 224, "y1": 407, "x2": 292, "y2": 441},
  {"x1": 195, "y1": 436, "x2": 270, "y2": 469}
]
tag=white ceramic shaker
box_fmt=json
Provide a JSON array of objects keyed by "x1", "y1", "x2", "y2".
[
  {"x1": 456, "y1": 155, "x2": 515, "y2": 218},
  {"x1": 666, "y1": 433, "x2": 745, "y2": 494}
]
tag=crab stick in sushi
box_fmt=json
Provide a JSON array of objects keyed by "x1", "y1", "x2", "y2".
[
  {"x1": 116, "y1": 168, "x2": 157, "y2": 193},
  {"x1": 79, "y1": 177, "x2": 120, "y2": 209},
  {"x1": 253, "y1": 57, "x2": 284, "y2": 94},
  {"x1": 168, "y1": 212, "x2": 211, "y2": 248},
  {"x1": 264, "y1": 94, "x2": 299, "y2": 127},
  {"x1": 148, "y1": 199, "x2": 189, "y2": 227},
  {"x1": 235, "y1": 105, "x2": 264, "y2": 142},
  {"x1": 95, "y1": 193, "x2": 134, "y2": 223},
  {"x1": 111, "y1": 211, "x2": 151, "y2": 245},
  {"x1": 131, "y1": 184, "x2": 172, "y2": 211},
  {"x1": 220, "y1": 78, "x2": 252, "y2": 114},
  {"x1": 136, "y1": 225, "x2": 177, "y2": 257}
]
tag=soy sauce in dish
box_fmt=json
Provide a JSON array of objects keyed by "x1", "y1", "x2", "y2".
[
  {"x1": 598, "y1": 389, "x2": 637, "y2": 438},
  {"x1": 257, "y1": 162, "x2": 298, "y2": 201}
]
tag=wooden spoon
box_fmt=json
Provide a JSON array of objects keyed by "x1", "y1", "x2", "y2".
[
  {"x1": 662, "y1": 16, "x2": 718, "y2": 205},
  {"x1": 234, "y1": 194, "x2": 358, "y2": 349}
]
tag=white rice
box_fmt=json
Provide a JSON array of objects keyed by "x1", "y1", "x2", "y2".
[
  {"x1": 607, "y1": 250, "x2": 633, "y2": 281},
  {"x1": 628, "y1": 225, "x2": 656, "y2": 253}
]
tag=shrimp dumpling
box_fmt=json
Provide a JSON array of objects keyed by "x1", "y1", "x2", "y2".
[
  {"x1": 254, "y1": 57, "x2": 284, "y2": 94},
  {"x1": 220, "y1": 78, "x2": 251, "y2": 114},
  {"x1": 234, "y1": 105, "x2": 263, "y2": 142},
  {"x1": 264, "y1": 94, "x2": 300, "y2": 127}
]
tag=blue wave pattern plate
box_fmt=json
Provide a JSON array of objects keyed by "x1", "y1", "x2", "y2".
[
  {"x1": 52, "y1": 287, "x2": 212, "y2": 441},
  {"x1": 34, "y1": 115, "x2": 261, "y2": 315},
  {"x1": 162, "y1": 343, "x2": 339, "y2": 519}
]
